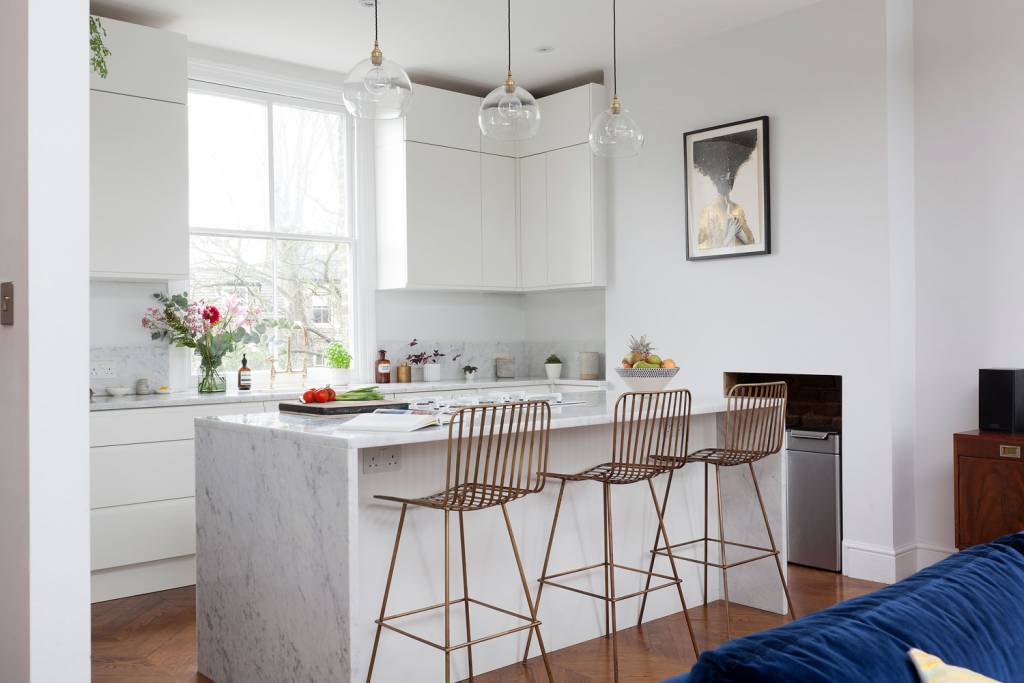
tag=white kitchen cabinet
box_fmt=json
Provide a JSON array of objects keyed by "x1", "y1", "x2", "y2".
[
  {"x1": 404, "y1": 84, "x2": 481, "y2": 152},
  {"x1": 517, "y1": 84, "x2": 605, "y2": 158},
  {"x1": 376, "y1": 82, "x2": 605, "y2": 292},
  {"x1": 519, "y1": 154, "x2": 548, "y2": 289},
  {"x1": 518, "y1": 144, "x2": 606, "y2": 289},
  {"x1": 405, "y1": 142, "x2": 483, "y2": 288},
  {"x1": 89, "y1": 401, "x2": 267, "y2": 602},
  {"x1": 90, "y1": 16, "x2": 187, "y2": 104},
  {"x1": 481, "y1": 154, "x2": 519, "y2": 288}
]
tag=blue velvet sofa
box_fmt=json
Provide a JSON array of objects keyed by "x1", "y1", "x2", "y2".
[{"x1": 666, "y1": 532, "x2": 1024, "y2": 683}]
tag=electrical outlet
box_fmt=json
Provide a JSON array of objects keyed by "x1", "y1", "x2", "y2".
[
  {"x1": 362, "y1": 447, "x2": 402, "y2": 474},
  {"x1": 90, "y1": 361, "x2": 116, "y2": 379}
]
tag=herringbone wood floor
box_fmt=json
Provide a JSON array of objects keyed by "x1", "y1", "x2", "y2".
[{"x1": 91, "y1": 565, "x2": 882, "y2": 682}]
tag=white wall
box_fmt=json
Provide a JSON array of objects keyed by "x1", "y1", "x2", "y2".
[
  {"x1": 913, "y1": 0, "x2": 1024, "y2": 562},
  {"x1": 0, "y1": 0, "x2": 91, "y2": 679},
  {"x1": 608, "y1": 0, "x2": 903, "y2": 581}
]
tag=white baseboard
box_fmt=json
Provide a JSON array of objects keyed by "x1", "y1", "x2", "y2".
[
  {"x1": 91, "y1": 554, "x2": 196, "y2": 602},
  {"x1": 842, "y1": 540, "x2": 958, "y2": 584}
]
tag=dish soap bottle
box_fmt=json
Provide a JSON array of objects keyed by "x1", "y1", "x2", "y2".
[
  {"x1": 374, "y1": 349, "x2": 392, "y2": 384},
  {"x1": 238, "y1": 354, "x2": 252, "y2": 391}
]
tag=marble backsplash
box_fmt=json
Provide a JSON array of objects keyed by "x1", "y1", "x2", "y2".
[
  {"x1": 90, "y1": 345, "x2": 169, "y2": 395},
  {"x1": 377, "y1": 339, "x2": 604, "y2": 381}
]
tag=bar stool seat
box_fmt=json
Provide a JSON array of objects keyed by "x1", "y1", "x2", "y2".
[
  {"x1": 687, "y1": 447, "x2": 772, "y2": 467},
  {"x1": 544, "y1": 461, "x2": 665, "y2": 485},
  {"x1": 376, "y1": 482, "x2": 536, "y2": 511}
]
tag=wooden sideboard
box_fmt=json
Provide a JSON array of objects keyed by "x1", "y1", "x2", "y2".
[{"x1": 955, "y1": 430, "x2": 1024, "y2": 549}]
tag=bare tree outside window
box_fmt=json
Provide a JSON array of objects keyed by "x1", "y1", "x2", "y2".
[{"x1": 188, "y1": 88, "x2": 355, "y2": 380}]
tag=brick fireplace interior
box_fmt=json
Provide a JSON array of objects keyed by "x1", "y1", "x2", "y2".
[{"x1": 724, "y1": 372, "x2": 842, "y2": 432}]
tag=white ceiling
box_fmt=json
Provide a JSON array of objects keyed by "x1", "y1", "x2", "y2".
[{"x1": 91, "y1": 0, "x2": 822, "y2": 96}]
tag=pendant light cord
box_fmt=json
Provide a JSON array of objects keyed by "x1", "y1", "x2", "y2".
[
  {"x1": 374, "y1": 0, "x2": 379, "y2": 43},
  {"x1": 612, "y1": 0, "x2": 618, "y2": 96},
  {"x1": 507, "y1": 0, "x2": 512, "y2": 73}
]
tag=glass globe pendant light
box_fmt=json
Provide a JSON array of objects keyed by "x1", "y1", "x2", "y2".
[
  {"x1": 590, "y1": 0, "x2": 644, "y2": 157},
  {"x1": 479, "y1": 0, "x2": 540, "y2": 141},
  {"x1": 342, "y1": 0, "x2": 413, "y2": 120}
]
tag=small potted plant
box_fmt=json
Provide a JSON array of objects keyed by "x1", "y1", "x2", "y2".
[
  {"x1": 463, "y1": 364, "x2": 479, "y2": 381},
  {"x1": 545, "y1": 353, "x2": 563, "y2": 380},
  {"x1": 323, "y1": 341, "x2": 351, "y2": 386},
  {"x1": 406, "y1": 338, "x2": 446, "y2": 382}
]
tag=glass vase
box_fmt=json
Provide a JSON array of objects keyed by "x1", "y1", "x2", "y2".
[{"x1": 198, "y1": 358, "x2": 227, "y2": 393}]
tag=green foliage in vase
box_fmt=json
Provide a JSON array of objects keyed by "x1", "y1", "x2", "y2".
[
  {"x1": 545, "y1": 354, "x2": 562, "y2": 365},
  {"x1": 90, "y1": 16, "x2": 111, "y2": 78},
  {"x1": 325, "y1": 342, "x2": 351, "y2": 369}
]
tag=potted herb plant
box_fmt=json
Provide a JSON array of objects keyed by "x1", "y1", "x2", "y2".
[
  {"x1": 545, "y1": 353, "x2": 563, "y2": 381},
  {"x1": 463, "y1": 364, "x2": 479, "y2": 381},
  {"x1": 323, "y1": 342, "x2": 351, "y2": 386},
  {"x1": 405, "y1": 338, "x2": 446, "y2": 382}
]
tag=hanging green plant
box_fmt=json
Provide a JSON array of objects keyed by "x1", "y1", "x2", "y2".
[{"x1": 90, "y1": 16, "x2": 111, "y2": 78}]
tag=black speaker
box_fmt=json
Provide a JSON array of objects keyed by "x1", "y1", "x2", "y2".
[{"x1": 979, "y1": 369, "x2": 1024, "y2": 432}]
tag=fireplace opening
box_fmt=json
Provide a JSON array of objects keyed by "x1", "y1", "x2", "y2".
[{"x1": 723, "y1": 372, "x2": 842, "y2": 432}]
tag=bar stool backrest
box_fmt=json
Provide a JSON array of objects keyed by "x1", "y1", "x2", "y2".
[
  {"x1": 611, "y1": 389, "x2": 692, "y2": 473},
  {"x1": 443, "y1": 400, "x2": 552, "y2": 510},
  {"x1": 723, "y1": 382, "x2": 788, "y2": 461}
]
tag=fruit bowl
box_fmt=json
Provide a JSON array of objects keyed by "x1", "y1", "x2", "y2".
[{"x1": 615, "y1": 367, "x2": 680, "y2": 392}]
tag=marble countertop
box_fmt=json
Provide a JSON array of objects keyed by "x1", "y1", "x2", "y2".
[
  {"x1": 89, "y1": 378, "x2": 608, "y2": 411},
  {"x1": 196, "y1": 393, "x2": 729, "y2": 450}
]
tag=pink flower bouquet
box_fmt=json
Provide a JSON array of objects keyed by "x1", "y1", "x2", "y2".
[{"x1": 143, "y1": 292, "x2": 267, "y2": 392}]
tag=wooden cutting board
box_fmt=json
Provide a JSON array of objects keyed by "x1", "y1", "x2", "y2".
[{"x1": 279, "y1": 399, "x2": 411, "y2": 416}]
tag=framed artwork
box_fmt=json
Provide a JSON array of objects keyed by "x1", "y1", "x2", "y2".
[{"x1": 684, "y1": 116, "x2": 771, "y2": 261}]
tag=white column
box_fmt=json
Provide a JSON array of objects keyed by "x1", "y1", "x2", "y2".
[{"x1": 0, "y1": 0, "x2": 91, "y2": 680}]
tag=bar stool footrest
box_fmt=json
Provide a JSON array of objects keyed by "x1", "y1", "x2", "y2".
[
  {"x1": 377, "y1": 597, "x2": 538, "y2": 653},
  {"x1": 539, "y1": 561, "x2": 682, "y2": 603},
  {"x1": 651, "y1": 537, "x2": 780, "y2": 569}
]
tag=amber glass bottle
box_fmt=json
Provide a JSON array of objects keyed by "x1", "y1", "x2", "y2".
[
  {"x1": 237, "y1": 354, "x2": 252, "y2": 391},
  {"x1": 374, "y1": 350, "x2": 392, "y2": 384}
]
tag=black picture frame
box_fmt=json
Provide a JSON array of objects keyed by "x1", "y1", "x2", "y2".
[{"x1": 684, "y1": 116, "x2": 771, "y2": 261}]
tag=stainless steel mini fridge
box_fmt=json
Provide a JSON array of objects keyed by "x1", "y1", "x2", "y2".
[{"x1": 787, "y1": 429, "x2": 842, "y2": 571}]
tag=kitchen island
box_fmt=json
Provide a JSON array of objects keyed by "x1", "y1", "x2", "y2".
[{"x1": 195, "y1": 392, "x2": 788, "y2": 682}]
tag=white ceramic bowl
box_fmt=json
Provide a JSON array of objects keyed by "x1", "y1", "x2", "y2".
[
  {"x1": 614, "y1": 367, "x2": 680, "y2": 392},
  {"x1": 106, "y1": 386, "x2": 131, "y2": 397}
]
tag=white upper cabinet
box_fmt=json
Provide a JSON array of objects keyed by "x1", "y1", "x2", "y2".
[
  {"x1": 375, "y1": 82, "x2": 605, "y2": 291},
  {"x1": 517, "y1": 84, "x2": 605, "y2": 158},
  {"x1": 90, "y1": 17, "x2": 187, "y2": 104},
  {"x1": 405, "y1": 143, "x2": 483, "y2": 288},
  {"x1": 404, "y1": 84, "x2": 481, "y2": 152},
  {"x1": 518, "y1": 155, "x2": 548, "y2": 289},
  {"x1": 481, "y1": 155, "x2": 519, "y2": 288},
  {"x1": 90, "y1": 19, "x2": 188, "y2": 281},
  {"x1": 91, "y1": 92, "x2": 189, "y2": 280}
]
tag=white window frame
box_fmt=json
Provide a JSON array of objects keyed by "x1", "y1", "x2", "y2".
[{"x1": 185, "y1": 75, "x2": 373, "y2": 383}]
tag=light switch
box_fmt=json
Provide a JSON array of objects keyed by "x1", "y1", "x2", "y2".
[{"x1": 0, "y1": 282, "x2": 12, "y2": 325}]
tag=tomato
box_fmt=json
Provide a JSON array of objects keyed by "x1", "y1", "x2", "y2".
[
  {"x1": 326, "y1": 386, "x2": 337, "y2": 401},
  {"x1": 302, "y1": 389, "x2": 315, "y2": 403},
  {"x1": 315, "y1": 388, "x2": 332, "y2": 403}
]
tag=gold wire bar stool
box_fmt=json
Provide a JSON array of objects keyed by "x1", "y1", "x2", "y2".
[
  {"x1": 641, "y1": 381, "x2": 796, "y2": 640},
  {"x1": 366, "y1": 401, "x2": 554, "y2": 683},
  {"x1": 522, "y1": 390, "x2": 700, "y2": 681}
]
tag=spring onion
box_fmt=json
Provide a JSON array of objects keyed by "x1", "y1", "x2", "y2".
[{"x1": 335, "y1": 386, "x2": 385, "y2": 401}]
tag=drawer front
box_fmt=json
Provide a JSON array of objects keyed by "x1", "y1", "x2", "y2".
[
  {"x1": 91, "y1": 402, "x2": 262, "y2": 447},
  {"x1": 92, "y1": 498, "x2": 196, "y2": 570},
  {"x1": 91, "y1": 440, "x2": 194, "y2": 509},
  {"x1": 955, "y1": 435, "x2": 1024, "y2": 461}
]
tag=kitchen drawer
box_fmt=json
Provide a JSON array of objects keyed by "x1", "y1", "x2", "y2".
[
  {"x1": 955, "y1": 433, "x2": 1024, "y2": 461},
  {"x1": 91, "y1": 440, "x2": 194, "y2": 509},
  {"x1": 91, "y1": 497, "x2": 195, "y2": 570},
  {"x1": 91, "y1": 402, "x2": 262, "y2": 447}
]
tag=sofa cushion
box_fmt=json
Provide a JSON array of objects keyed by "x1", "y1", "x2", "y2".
[{"x1": 666, "y1": 533, "x2": 1024, "y2": 683}]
